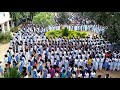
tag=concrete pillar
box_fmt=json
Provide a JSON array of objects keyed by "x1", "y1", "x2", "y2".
[
  {"x1": 7, "y1": 21, "x2": 10, "y2": 31},
  {"x1": 1, "y1": 23, "x2": 5, "y2": 32}
]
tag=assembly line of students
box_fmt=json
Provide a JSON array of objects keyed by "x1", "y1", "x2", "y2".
[
  {"x1": 0, "y1": 23, "x2": 120, "y2": 78},
  {"x1": 48, "y1": 24, "x2": 106, "y2": 35}
]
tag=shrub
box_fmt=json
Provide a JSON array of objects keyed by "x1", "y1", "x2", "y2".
[
  {"x1": 10, "y1": 27, "x2": 19, "y2": 33},
  {"x1": 81, "y1": 32, "x2": 87, "y2": 38},
  {"x1": 46, "y1": 29, "x2": 87, "y2": 39},
  {"x1": 4, "y1": 67, "x2": 20, "y2": 78},
  {"x1": 0, "y1": 32, "x2": 12, "y2": 44},
  {"x1": 62, "y1": 27, "x2": 69, "y2": 37}
]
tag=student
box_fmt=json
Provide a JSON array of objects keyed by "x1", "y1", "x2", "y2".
[
  {"x1": 28, "y1": 60, "x2": 32, "y2": 75},
  {"x1": 90, "y1": 69, "x2": 96, "y2": 78},
  {"x1": 61, "y1": 70, "x2": 67, "y2": 78},
  {"x1": 104, "y1": 58, "x2": 109, "y2": 71},
  {"x1": 77, "y1": 70, "x2": 83, "y2": 78},
  {"x1": 4, "y1": 55, "x2": 8, "y2": 68},
  {"x1": 84, "y1": 70, "x2": 89, "y2": 78},
  {"x1": 46, "y1": 71, "x2": 51, "y2": 78},
  {"x1": 43, "y1": 66, "x2": 48, "y2": 78},
  {"x1": 50, "y1": 66, "x2": 55, "y2": 78},
  {"x1": 67, "y1": 66, "x2": 72, "y2": 78},
  {"x1": 99, "y1": 56, "x2": 104, "y2": 71},
  {"x1": 71, "y1": 71, "x2": 76, "y2": 78},
  {"x1": 95, "y1": 58, "x2": 99, "y2": 71},
  {"x1": 32, "y1": 66, "x2": 37, "y2": 78},
  {"x1": 55, "y1": 71, "x2": 59, "y2": 78},
  {"x1": 0, "y1": 62, "x2": 3, "y2": 76},
  {"x1": 117, "y1": 58, "x2": 120, "y2": 71}
]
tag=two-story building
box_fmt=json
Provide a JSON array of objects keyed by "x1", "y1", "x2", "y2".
[{"x1": 0, "y1": 12, "x2": 11, "y2": 32}]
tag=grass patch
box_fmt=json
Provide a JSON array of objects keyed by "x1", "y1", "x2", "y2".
[{"x1": 46, "y1": 28, "x2": 88, "y2": 39}]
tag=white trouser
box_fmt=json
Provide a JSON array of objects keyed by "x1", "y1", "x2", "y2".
[
  {"x1": 110, "y1": 66, "x2": 113, "y2": 70},
  {"x1": 95, "y1": 64, "x2": 98, "y2": 70},
  {"x1": 117, "y1": 65, "x2": 120, "y2": 71},
  {"x1": 113, "y1": 65, "x2": 117, "y2": 71},
  {"x1": 99, "y1": 63, "x2": 103, "y2": 70}
]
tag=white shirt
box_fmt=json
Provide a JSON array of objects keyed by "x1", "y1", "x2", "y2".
[
  {"x1": 91, "y1": 72, "x2": 96, "y2": 78},
  {"x1": 46, "y1": 74, "x2": 51, "y2": 78},
  {"x1": 37, "y1": 73, "x2": 41, "y2": 78},
  {"x1": 84, "y1": 73, "x2": 89, "y2": 78},
  {"x1": 55, "y1": 73, "x2": 59, "y2": 78},
  {"x1": 78, "y1": 73, "x2": 82, "y2": 78},
  {"x1": 4, "y1": 57, "x2": 8, "y2": 64}
]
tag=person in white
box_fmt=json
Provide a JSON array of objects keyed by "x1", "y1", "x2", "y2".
[
  {"x1": 90, "y1": 70, "x2": 96, "y2": 78},
  {"x1": 95, "y1": 57, "x2": 99, "y2": 71},
  {"x1": 99, "y1": 56, "x2": 104, "y2": 71},
  {"x1": 113, "y1": 57, "x2": 118, "y2": 71},
  {"x1": 117, "y1": 58, "x2": 120, "y2": 71},
  {"x1": 37, "y1": 70, "x2": 42, "y2": 78},
  {"x1": 84, "y1": 71, "x2": 89, "y2": 78},
  {"x1": 46, "y1": 72, "x2": 51, "y2": 78},
  {"x1": 55, "y1": 72, "x2": 59, "y2": 78}
]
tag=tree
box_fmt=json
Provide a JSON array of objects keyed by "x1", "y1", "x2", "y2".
[
  {"x1": 56, "y1": 12, "x2": 70, "y2": 24},
  {"x1": 32, "y1": 12, "x2": 55, "y2": 27},
  {"x1": 81, "y1": 12, "x2": 120, "y2": 44}
]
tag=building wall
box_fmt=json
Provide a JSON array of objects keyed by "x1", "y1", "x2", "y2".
[{"x1": 0, "y1": 12, "x2": 11, "y2": 24}]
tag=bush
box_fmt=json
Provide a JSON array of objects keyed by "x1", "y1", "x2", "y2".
[
  {"x1": 10, "y1": 27, "x2": 19, "y2": 33},
  {"x1": 4, "y1": 67, "x2": 20, "y2": 78},
  {"x1": 46, "y1": 28, "x2": 87, "y2": 39},
  {"x1": 62, "y1": 27, "x2": 69, "y2": 37},
  {"x1": 0, "y1": 32, "x2": 12, "y2": 44}
]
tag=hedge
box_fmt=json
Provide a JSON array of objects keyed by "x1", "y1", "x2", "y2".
[{"x1": 46, "y1": 28, "x2": 88, "y2": 39}]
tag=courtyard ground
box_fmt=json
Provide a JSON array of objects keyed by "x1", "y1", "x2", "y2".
[{"x1": 0, "y1": 30, "x2": 120, "y2": 78}]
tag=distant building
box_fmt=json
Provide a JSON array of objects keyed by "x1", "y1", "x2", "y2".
[{"x1": 0, "y1": 12, "x2": 11, "y2": 32}]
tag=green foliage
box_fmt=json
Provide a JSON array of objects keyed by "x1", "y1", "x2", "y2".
[
  {"x1": 32, "y1": 12, "x2": 55, "y2": 27},
  {"x1": 10, "y1": 27, "x2": 19, "y2": 33},
  {"x1": 62, "y1": 27, "x2": 69, "y2": 37},
  {"x1": 46, "y1": 29, "x2": 87, "y2": 39},
  {"x1": 0, "y1": 32, "x2": 12, "y2": 44},
  {"x1": 56, "y1": 12, "x2": 70, "y2": 24},
  {"x1": 4, "y1": 67, "x2": 20, "y2": 78},
  {"x1": 82, "y1": 12, "x2": 120, "y2": 44}
]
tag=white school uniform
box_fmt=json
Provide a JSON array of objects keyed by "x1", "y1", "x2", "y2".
[
  {"x1": 4, "y1": 57, "x2": 8, "y2": 65},
  {"x1": 113, "y1": 58, "x2": 118, "y2": 71},
  {"x1": 117, "y1": 59, "x2": 120, "y2": 71},
  {"x1": 99, "y1": 58, "x2": 104, "y2": 70},
  {"x1": 90, "y1": 72, "x2": 96, "y2": 78},
  {"x1": 84, "y1": 73, "x2": 89, "y2": 78},
  {"x1": 95, "y1": 59, "x2": 99, "y2": 71},
  {"x1": 46, "y1": 73, "x2": 51, "y2": 78}
]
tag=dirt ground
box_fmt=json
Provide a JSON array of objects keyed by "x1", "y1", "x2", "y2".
[{"x1": 0, "y1": 43, "x2": 10, "y2": 68}]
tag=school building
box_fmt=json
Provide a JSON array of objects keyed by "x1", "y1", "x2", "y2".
[{"x1": 0, "y1": 12, "x2": 11, "y2": 32}]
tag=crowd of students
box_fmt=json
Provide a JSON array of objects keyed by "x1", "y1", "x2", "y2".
[
  {"x1": 48, "y1": 24, "x2": 105, "y2": 34},
  {"x1": 0, "y1": 23, "x2": 120, "y2": 78}
]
